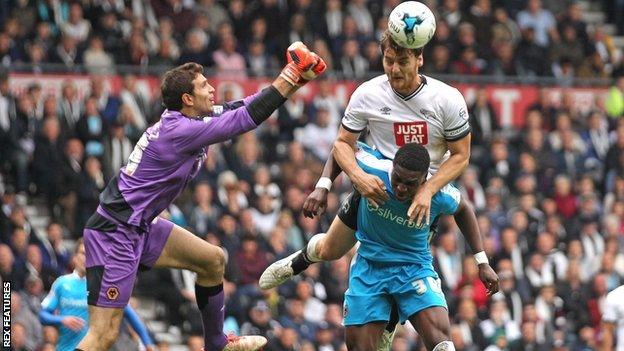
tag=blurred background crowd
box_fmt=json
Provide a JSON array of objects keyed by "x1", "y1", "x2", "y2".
[
  {"x1": 1, "y1": 0, "x2": 624, "y2": 350},
  {"x1": 0, "y1": 0, "x2": 624, "y2": 79}
]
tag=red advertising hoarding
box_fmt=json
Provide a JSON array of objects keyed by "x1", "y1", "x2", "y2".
[{"x1": 9, "y1": 73, "x2": 609, "y2": 128}]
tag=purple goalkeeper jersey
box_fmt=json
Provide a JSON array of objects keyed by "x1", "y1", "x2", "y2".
[{"x1": 98, "y1": 95, "x2": 258, "y2": 228}]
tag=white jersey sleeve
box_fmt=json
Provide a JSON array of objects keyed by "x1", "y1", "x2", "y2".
[
  {"x1": 442, "y1": 88, "x2": 471, "y2": 141},
  {"x1": 341, "y1": 84, "x2": 369, "y2": 133},
  {"x1": 603, "y1": 286, "x2": 624, "y2": 323}
]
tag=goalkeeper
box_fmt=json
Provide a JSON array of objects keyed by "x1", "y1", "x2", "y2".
[{"x1": 76, "y1": 42, "x2": 326, "y2": 351}]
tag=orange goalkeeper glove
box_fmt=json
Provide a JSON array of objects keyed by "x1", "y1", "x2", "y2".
[{"x1": 279, "y1": 41, "x2": 327, "y2": 86}]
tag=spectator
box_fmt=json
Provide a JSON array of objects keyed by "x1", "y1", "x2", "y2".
[
  {"x1": 186, "y1": 334, "x2": 204, "y2": 351},
  {"x1": 456, "y1": 256, "x2": 489, "y2": 310},
  {"x1": 480, "y1": 300, "x2": 521, "y2": 345},
  {"x1": 553, "y1": 175, "x2": 577, "y2": 219},
  {"x1": 488, "y1": 41, "x2": 525, "y2": 77},
  {"x1": 38, "y1": 222, "x2": 70, "y2": 276},
  {"x1": 509, "y1": 321, "x2": 549, "y2": 351},
  {"x1": 10, "y1": 321, "x2": 28, "y2": 351},
  {"x1": 558, "y1": 261, "x2": 591, "y2": 332},
  {"x1": 213, "y1": 34, "x2": 247, "y2": 79},
  {"x1": 234, "y1": 235, "x2": 269, "y2": 286},
  {"x1": 24, "y1": 244, "x2": 57, "y2": 291},
  {"x1": 454, "y1": 298, "x2": 487, "y2": 349},
  {"x1": 266, "y1": 327, "x2": 299, "y2": 351},
  {"x1": 188, "y1": 182, "x2": 222, "y2": 236},
  {"x1": 295, "y1": 280, "x2": 326, "y2": 324},
  {"x1": 102, "y1": 120, "x2": 132, "y2": 179},
  {"x1": 578, "y1": 220, "x2": 605, "y2": 273},
  {"x1": 178, "y1": 28, "x2": 212, "y2": 68},
  {"x1": 51, "y1": 35, "x2": 81, "y2": 68},
  {"x1": 516, "y1": 28, "x2": 550, "y2": 77},
  {"x1": 516, "y1": 0, "x2": 557, "y2": 47},
  {"x1": 296, "y1": 107, "x2": 338, "y2": 161},
  {"x1": 436, "y1": 232, "x2": 463, "y2": 292},
  {"x1": 279, "y1": 299, "x2": 317, "y2": 342},
  {"x1": 12, "y1": 291, "x2": 43, "y2": 351},
  {"x1": 58, "y1": 81, "x2": 81, "y2": 135},
  {"x1": 605, "y1": 124, "x2": 624, "y2": 190},
  {"x1": 32, "y1": 117, "x2": 65, "y2": 213},
  {"x1": 119, "y1": 75, "x2": 149, "y2": 131},
  {"x1": 534, "y1": 284, "x2": 564, "y2": 331},
  {"x1": 525, "y1": 252, "x2": 555, "y2": 292},
  {"x1": 82, "y1": 36, "x2": 114, "y2": 74},
  {"x1": 491, "y1": 7, "x2": 521, "y2": 45},
  {"x1": 10, "y1": 94, "x2": 37, "y2": 193},
  {"x1": 469, "y1": 88, "x2": 500, "y2": 148},
  {"x1": 75, "y1": 97, "x2": 106, "y2": 158},
  {"x1": 59, "y1": 138, "x2": 83, "y2": 235},
  {"x1": 549, "y1": 25, "x2": 585, "y2": 69},
  {"x1": 535, "y1": 232, "x2": 568, "y2": 282},
  {"x1": 246, "y1": 40, "x2": 277, "y2": 77},
  {"x1": 0, "y1": 243, "x2": 26, "y2": 290},
  {"x1": 240, "y1": 300, "x2": 281, "y2": 339},
  {"x1": 60, "y1": 3, "x2": 90, "y2": 43},
  {"x1": 440, "y1": 0, "x2": 463, "y2": 29}
]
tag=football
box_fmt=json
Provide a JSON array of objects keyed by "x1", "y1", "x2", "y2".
[{"x1": 388, "y1": 1, "x2": 437, "y2": 49}]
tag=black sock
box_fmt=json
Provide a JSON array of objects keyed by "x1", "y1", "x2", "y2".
[
  {"x1": 195, "y1": 283, "x2": 227, "y2": 350},
  {"x1": 291, "y1": 250, "x2": 312, "y2": 275},
  {"x1": 386, "y1": 301, "x2": 399, "y2": 332}
]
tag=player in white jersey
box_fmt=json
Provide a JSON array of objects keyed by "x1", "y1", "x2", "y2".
[
  {"x1": 340, "y1": 63, "x2": 469, "y2": 174},
  {"x1": 260, "y1": 31, "x2": 475, "y2": 349},
  {"x1": 602, "y1": 284, "x2": 624, "y2": 351}
]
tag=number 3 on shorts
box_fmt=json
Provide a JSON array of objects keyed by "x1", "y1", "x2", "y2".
[
  {"x1": 412, "y1": 279, "x2": 427, "y2": 295},
  {"x1": 412, "y1": 277, "x2": 443, "y2": 295}
]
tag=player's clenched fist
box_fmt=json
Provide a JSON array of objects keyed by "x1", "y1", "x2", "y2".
[{"x1": 279, "y1": 41, "x2": 326, "y2": 86}]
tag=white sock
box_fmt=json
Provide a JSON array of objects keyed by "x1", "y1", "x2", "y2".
[
  {"x1": 432, "y1": 341, "x2": 455, "y2": 351},
  {"x1": 305, "y1": 233, "x2": 326, "y2": 262}
]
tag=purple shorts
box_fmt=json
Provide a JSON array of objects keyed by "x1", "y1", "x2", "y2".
[{"x1": 83, "y1": 207, "x2": 173, "y2": 308}]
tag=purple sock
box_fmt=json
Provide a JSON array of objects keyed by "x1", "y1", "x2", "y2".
[{"x1": 195, "y1": 283, "x2": 228, "y2": 350}]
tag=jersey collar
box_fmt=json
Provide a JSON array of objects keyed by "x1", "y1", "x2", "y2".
[
  {"x1": 391, "y1": 75, "x2": 427, "y2": 101},
  {"x1": 72, "y1": 270, "x2": 86, "y2": 279}
]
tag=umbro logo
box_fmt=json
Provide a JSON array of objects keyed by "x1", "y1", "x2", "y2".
[{"x1": 380, "y1": 107, "x2": 391, "y2": 115}]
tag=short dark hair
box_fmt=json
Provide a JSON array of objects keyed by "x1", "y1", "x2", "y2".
[
  {"x1": 161, "y1": 62, "x2": 204, "y2": 111},
  {"x1": 380, "y1": 30, "x2": 424, "y2": 57},
  {"x1": 394, "y1": 143, "x2": 430, "y2": 172}
]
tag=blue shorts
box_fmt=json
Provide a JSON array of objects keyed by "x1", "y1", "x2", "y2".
[{"x1": 343, "y1": 254, "x2": 447, "y2": 326}]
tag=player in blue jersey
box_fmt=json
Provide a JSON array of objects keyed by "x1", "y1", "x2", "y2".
[
  {"x1": 341, "y1": 142, "x2": 498, "y2": 351},
  {"x1": 261, "y1": 32, "x2": 475, "y2": 349},
  {"x1": 40, "y1": 239, "x2": 155, "y2": 350},
  {"x1": 76, "y1": 42, "x2": 326, "y2": 351}
]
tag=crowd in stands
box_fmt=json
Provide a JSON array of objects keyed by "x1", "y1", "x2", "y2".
[
  {"x1": 1, "y1": 0, "x2": 624, "y2": 350},
  {"x1": 1, "y1": 66, "x2": 624, "y2": 349},
  {"x1": 0, "y1": 0, "x2": 623, "y2": 79}
]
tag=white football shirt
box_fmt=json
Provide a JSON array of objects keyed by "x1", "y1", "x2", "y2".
[
  {"x1": 603, "y1": 285, "x2": 624, "y2": 351},
  {"x1": 341, "y1": 74, "x2": 470, "y2": 172}
]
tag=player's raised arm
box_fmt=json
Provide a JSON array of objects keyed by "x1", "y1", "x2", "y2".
[
  {"x1": 174, "y1": 42, "x2": 326, "y2": 152},
  {"x1": 123, "y1": 305, "x2": 156, "y2": 350},
  {"x1": 408, "y1": 88, "x2": 471, "y2": 227},
  {"x1": 453, "y1": 198, "x2": 499, "y2": 296},
  {"x1": 303, "y1": 151, "x2": 343, "y2": 218}
]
